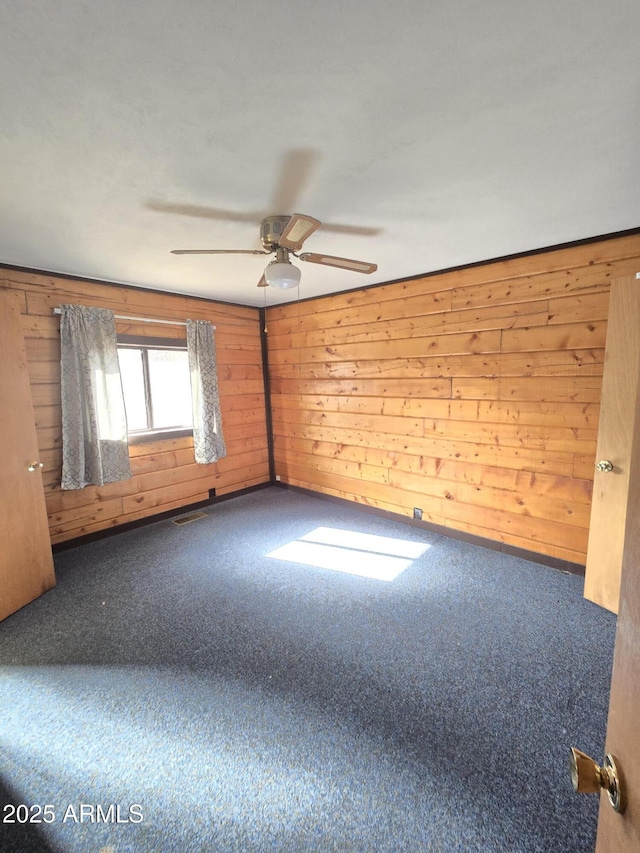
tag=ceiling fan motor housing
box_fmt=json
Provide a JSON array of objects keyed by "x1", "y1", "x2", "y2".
[{"x1": 261, "y1": 215, "x2": 291, "y2": 250}]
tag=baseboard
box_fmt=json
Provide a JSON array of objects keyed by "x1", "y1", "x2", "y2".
[
  {"x1": 51, "y1": 482, "x2": 273, "y2": 553},
  {"x1": 275, "y1": 482, "x2": 586, "y2": 577},
  {"x1": 53, "y1": 479, "x2": 587, "y2": 576}
]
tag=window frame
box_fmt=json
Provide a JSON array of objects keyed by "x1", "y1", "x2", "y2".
[{"x1": 117, "y1": 334, "x2": 193, "y2": 445}]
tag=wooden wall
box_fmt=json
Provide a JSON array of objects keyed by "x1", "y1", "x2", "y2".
[
  {"x1": 0, "y1": 269, "x2": 269, "y2": 544},
  {"x1": 267, "y1": 234, "x2": 640, "y2": 566}
]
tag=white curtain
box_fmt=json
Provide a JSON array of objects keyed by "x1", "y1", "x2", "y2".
[
  {"x1": 59, "y1": 305, "x2": 131, "y2": 489},
  {"x1": 186, "y1": 319, "x2": 227, "y2": 464}
]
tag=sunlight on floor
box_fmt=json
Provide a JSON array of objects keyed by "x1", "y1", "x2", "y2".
[{"x1": 266, "y1": 526, "x2": 430, "y2": 582}]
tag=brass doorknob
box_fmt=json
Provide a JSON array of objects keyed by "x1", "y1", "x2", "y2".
[
  {"x1": 27, "y1": 461, "x2": 44, "y2": 472},
  {"x1": 596, "y1": 460, "x2": 614, "y2": 472},
  {"x1": 569, "y1": 748, "x2": 626, "y2": 814}
]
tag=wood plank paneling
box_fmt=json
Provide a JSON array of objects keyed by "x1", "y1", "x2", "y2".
[
  {"x1": 269, "y1": 329, "x2": 502, "y2": 365},
  {"x1": 273, "y1": 420, "x2": 579, "y2": 476},
  {"x1": 272, "y1": 394, "x2": 597, "y2": 426},
  {"x1": 268, "y1": 233, "x2": 640, "y2": 565},
  {"x1": 271, "y1": 378, "x2": 453, "y2": 398},
  {"x1": 6, "y1": 232, "x2": 640, "y2": 561},
  {"x1": 267, "y1": 300, "x2": 550, "y2": 348},
  {"x1": 266, "y1": 235, "x2": 640, "y2": 325},
  {"x1": 502, "y1": 320, "x2": 607, "y2": 353},
  {"x1": 451, "y1": 376, "x2": 601, "y2": 403},
  {"x1": 2, "y1": 268, "x2": 269, "y2": 544},
  {"x1": 273, "y1": 434, "x2": 593, "y2": 503},
  {"x1": 270, "y1": 349, "x2": 604, "y2": 381}
]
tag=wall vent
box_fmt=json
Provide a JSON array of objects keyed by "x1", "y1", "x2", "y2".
[{"x1": 172, "y1": 511, "x2": 207, "y2": 526}]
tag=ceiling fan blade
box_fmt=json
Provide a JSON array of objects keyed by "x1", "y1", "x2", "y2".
[
  {"x1": 148, "y1": 200, "x2": 264, "y2": 224},
  {"x1": 279, "y1": 213, "x2": 321, "y2": 251},
  {"x1": 299, "y1": 252, "x2": 377, "y2": 274},
  {"x1": 316, "y1": 222, "x2": 382, "y2": 237},
  {"x1": 170, "y1": 249, "x2": 270, "y2": 255},
  {"x1": 270, "y1": 149, "x2": 320, "y2": 214},
  {"x1": 256, "y1": 273, "x2": 268, "y2": 287}
]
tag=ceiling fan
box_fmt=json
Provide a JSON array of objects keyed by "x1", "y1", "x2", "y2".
[{"x1": 170, "y1": 213, "x2": 377, "y2": 289}]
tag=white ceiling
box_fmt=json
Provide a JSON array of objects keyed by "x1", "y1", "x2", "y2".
[{"x1": 1, "y1": 1, "x2": 638, "y2": 307}]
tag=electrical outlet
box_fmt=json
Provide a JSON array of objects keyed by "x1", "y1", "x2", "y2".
[
  {"x1": 413, "y1": 507, "x2": 422, "y2": 520},
  {"x1": 275, "y1": 474, "x2": 281, "y2": 481}
]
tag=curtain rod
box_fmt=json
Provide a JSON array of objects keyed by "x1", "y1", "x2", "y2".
[{"x1": 52, "y1": 308, "x2": 215, "y2": 329}]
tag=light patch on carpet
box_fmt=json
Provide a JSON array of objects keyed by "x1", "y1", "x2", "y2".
[{"x1": 266, "y1": 526, "x2": 430, "y2": 581}]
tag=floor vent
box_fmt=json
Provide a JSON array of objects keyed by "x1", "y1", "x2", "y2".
[{"x1": 172, "y1": 511, "x2": 207, "y2": 526}]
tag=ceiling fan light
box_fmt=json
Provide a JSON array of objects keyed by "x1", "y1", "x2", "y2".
[{"x1": 264, "y1": 260, "x2": 301, "y2": 289}]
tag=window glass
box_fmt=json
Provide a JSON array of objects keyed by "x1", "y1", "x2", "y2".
[
  {"x1": 118, "y1": 348, "x2": 148, "y2": 431},
  {"x1": 147, "y1": 349, "x2": 192, "y2": 429},
  {"x1": 117, "y1": 340, "x2": 193, "y2": 439}
]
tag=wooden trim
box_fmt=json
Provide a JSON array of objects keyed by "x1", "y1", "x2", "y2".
[
  {"x1": 127, "y1": 428, "x2": 193, "y2": 446},
  {"x1": 0, "y1": 262, "x2": 253, "y2": 310},
  {"x1": 271, "y1": 226, "x2": 640, "y2": 308},
  {"x1": 5, "y1": 264, "x2": 269, "y2": 543},
  {"x1": 51, "y1": 482, "x2": 272, "y2": 552},
  {"x1": 4, "y1": 228, "x2": 639, "y2": 314},
  {"x1": 275, "y1": 483, "x2": 586, "y2": 576},
  {"x1": 53, "y1": 473, "x2": 586, "y2": 574},
  {"x1": 117, "y1": 334, "x2": 187, "y2": 348},
  {"x1": 260, "y1": 307, "x2": 276, "y2": 483},
  {"x1": 266, "y1": 233, "x2": 640, "y2": 564}
]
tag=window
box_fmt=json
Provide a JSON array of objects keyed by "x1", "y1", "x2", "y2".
[{"x1": 117, "y1": 335, "x2": 192, "y2": 443}]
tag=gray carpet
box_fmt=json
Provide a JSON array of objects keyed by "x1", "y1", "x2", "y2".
[{"x1": 0, "y1": 486, "x2": 616, "y2": 852}]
